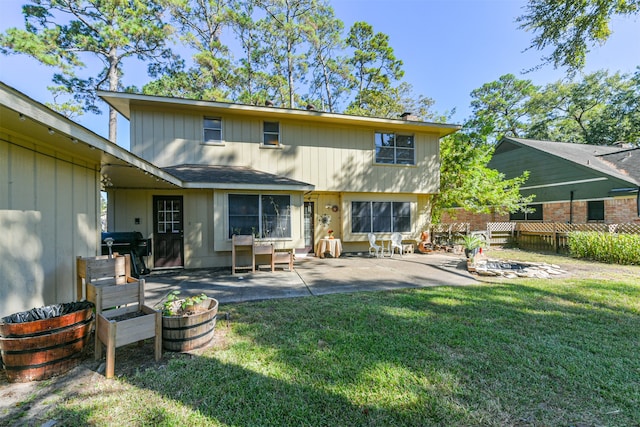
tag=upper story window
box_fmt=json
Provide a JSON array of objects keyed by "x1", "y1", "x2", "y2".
[
  {"x1": 263, "y1": 121, "x2": 280, "y2": 146},
  {"x1": 203, "y1": 117, "x2": 222, "y2": 144},
  {"x1": 375, "y1": 132, "x2": 415, "y2": 165}
]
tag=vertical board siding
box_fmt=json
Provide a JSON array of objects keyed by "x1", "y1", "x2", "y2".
[
  {"x1": 110, "y1": 189, "x2": 229, "y2": 269},
  {"x1": 134, "y1": 110, "x2": 440, "y2": 194},
  {"x1": 0, "y1": 137, "x2": 99, "y2": 318}
]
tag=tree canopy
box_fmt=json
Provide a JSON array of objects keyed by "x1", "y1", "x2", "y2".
[
  {"x1": 518, "y1": 0, "x2": 639, "y2": 72},
  {"x1": 468, "y1": 70, "x2": 640, "y2": 145},
  {"x1": 0, "y1": 0, "x2": 175, "y2": 142}
]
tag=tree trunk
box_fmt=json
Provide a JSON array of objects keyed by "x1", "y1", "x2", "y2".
[
  {"x1": 107, "y1": 47, "x2": 119, "y2": 143},
  {"x1": 287, "y1": 41, "x2": 295, "y2": 108}
]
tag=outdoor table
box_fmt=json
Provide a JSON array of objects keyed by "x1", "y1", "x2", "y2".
[{"x1": 316, "y1": 238, "x2": 342, "y2": 258}]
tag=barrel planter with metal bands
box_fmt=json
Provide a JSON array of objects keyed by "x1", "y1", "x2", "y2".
[
  {"x1": 162, "y1": 298, "x2": 218, "y2": 352},
  {"x1": 0, "y1": 301, "x2": 95, "y2": 383}
]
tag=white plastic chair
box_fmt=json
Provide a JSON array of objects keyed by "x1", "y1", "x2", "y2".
[
  {"x1": 390, "y1": 232, "x2": 403, "y2": 257},
  {"x1": 368, "y1": 233, "x2": 383, "y2": 257}
]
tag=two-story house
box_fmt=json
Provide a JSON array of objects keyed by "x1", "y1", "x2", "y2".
[{"x1": 99, "y1": 91, "x2": 460, "y2": 269}]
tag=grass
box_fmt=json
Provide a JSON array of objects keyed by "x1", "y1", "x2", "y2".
[{"x1": 44, "y1": 254, "x2": 640, "y2": 426}]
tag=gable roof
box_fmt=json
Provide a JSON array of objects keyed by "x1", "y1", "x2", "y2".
[
  {"x1": 500, "y1": 137, "x2": 640, "y2": 187},
  {"x1": 97, "y1": 90, "x2": 461, "y2": 137},
  {"x1": 162, "y1": 164, "x2": 314, "y2": 191}
]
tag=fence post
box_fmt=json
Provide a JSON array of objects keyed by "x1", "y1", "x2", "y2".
[{"x1": 554, "y1": 223, "x2": 559, "y2": 253}]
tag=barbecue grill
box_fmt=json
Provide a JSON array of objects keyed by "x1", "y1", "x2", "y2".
[{"x1": 100, "y1": 231, "x2": 151, "y2": 278}]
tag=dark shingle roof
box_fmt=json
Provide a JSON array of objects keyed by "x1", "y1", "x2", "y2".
[
  {"x1": 598, "y1": 148, "x2": 640, "y2": 184},
  {"x1": 161, "y1": 164, "x2": 314, "y2": 191},
  {"x1": 503, "y1": 138, "x2": 640, "y2": 186}
]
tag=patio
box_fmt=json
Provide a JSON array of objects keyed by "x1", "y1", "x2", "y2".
[{"x1": 143, "y1": 252, "x2": 478, "y2": 308}]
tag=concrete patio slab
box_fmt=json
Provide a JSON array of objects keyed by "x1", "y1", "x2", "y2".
[{"x1": 143, "y1": 252, "x2": 478, "y2": 308}]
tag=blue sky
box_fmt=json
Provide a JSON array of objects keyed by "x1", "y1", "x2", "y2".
[{"x1": 1, "y1": 0, "x2": 638, "y2": 148}]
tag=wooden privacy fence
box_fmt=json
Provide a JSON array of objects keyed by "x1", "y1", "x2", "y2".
[{"x1": 485, "y1": 222, "x2": 640, "y2": 252}]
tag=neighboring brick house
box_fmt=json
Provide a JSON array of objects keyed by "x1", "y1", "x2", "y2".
[
  {"x1": 98, "y1": 91, "x2": 460, "y2": 269},
  {"x1": 441, "y1": 137, "x2": 640, "y2": 230}
]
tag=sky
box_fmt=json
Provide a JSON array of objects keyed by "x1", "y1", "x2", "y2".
[{"x1": 1, "y1": 0, "x2": 639, "y2": 149}]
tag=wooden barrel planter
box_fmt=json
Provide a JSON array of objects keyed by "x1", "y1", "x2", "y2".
[
  {"x1": 0, "y1": 301, "x2": 95, "y2": 383},
  {"x1": 162, "y1": 298, "x2": 218, "y2": 352}
]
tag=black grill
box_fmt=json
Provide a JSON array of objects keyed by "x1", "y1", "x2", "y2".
[{"x1": 101, "y1": 231, "x2": 151, "y2": 278}]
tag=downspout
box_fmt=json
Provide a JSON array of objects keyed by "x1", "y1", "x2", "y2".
[
  {"x1": 637, "y1": 187, "x2": 640, "y2": 217},
  {"x1": 569, "y1": 191, "x2": 574, "y2": 224}
]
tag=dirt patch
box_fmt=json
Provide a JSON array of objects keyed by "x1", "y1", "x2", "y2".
[{"x1": 0, "y1": 326, "x2": 230, "y2": 427}]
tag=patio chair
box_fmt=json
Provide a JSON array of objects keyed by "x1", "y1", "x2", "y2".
[
  {"x1": 232, "y1": 234, "x2": 255, "y2": 274},
  {"x1": 368, "y1": 233, "x2": 383, "y2": 257},
  {"x1": 390, "y1": 232, "x2": 403, "y2": 257}
]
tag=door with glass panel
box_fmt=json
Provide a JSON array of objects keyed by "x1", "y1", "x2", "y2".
[
  {"x1": 153, "y1": 195, "x2": 184, "y2": 268},
  {"x1": 304, "y1": 202, "x2": 315, "y2": 254}
]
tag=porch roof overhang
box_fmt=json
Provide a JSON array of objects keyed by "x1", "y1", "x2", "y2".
[
  {"x1": 1, "y1": 82, "x2": 181, "y2": 190},
  {"x1": 97, "y1": 91, "x2": 462, "y2": 138},
  {"x1": 162, "y1": 164, "x2": 315, "y2": 192}
]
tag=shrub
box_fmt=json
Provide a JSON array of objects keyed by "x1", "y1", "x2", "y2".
[{"x1": 568, "y1": 231, "x2": 640, "y2": 264}]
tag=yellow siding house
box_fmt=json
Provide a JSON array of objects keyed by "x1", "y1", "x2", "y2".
[{"x1": 99, "y1": 91, "x2": 460, "y2": 270}]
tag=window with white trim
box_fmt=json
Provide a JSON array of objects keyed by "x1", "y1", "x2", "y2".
[
  {"x1": 351, "y1": 201, "x2": 411, "y2": 233},
  {"x1": 263, "y1": 121, "x2": 280, "y2": 146},
  {"x1": 229, "y1": 194, "x2": 291, "y2": 238},
  {"x1": 203, "y1": 117, "x2": 222, "y2": 144},
  {"x1": 374, "y1": 132, "x2": 415, "y2": 165}
]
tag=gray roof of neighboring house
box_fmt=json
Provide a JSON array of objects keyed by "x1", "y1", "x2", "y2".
[
  {"x1": 598, "y1": 148, "x2": 640, "y2": 184},
  {"x1": 503, "y1": 137, "x2": 640, "y2": 186},
  {"x1": 162, "y1": 164, "x2": 314, "y2": 191}
]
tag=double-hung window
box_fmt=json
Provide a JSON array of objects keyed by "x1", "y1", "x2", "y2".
[
  {"x1": 374, "y1": 132, "x2": 415, "y2": 165},
  {"x1": 351, "y1": 201, "x2": 411, "y2": 233},
  {"x1": 228, "y1": 194, "x2": 291, "y2": 238},
  {"x1": 203, "y1": 117, "x2": 222, "y2": 144},
  {"x1": 263, "y1": 121, "x2": 280, "y2": 146}
]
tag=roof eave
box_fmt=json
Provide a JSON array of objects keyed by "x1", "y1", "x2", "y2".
[
  {"x1": 97, "y1": 90, "x2": 461, "y2": 137},
  {"x1": 182, "y1": 182, "x2": 315, "y2": 191}
]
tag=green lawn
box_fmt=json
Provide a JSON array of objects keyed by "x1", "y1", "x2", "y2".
[{"x1": 48, "y1": 257, "x2": 639, "y2": 426}]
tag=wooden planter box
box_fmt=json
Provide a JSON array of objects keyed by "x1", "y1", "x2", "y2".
[
  {"x1": 87, "y1": 279, "x2": 161, "y2": 378},
  {"x1": 76, "y1": 254, "x2": 130, "y2": 300}
]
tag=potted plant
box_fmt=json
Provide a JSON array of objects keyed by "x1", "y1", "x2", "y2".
[
  {"x1": 158, "y1": 291, "x2": 219, "y2": 352},
  {"x1": 462, "y1": 234, "x2": 485, "y2": 259}
]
